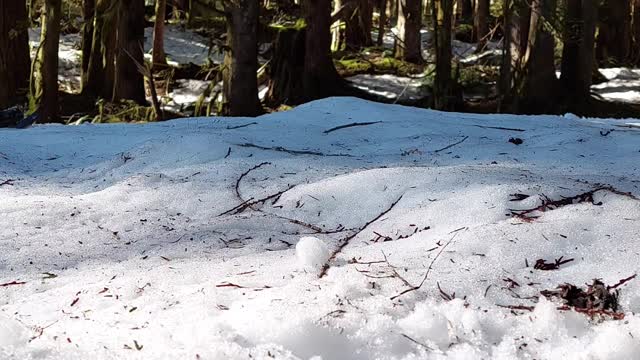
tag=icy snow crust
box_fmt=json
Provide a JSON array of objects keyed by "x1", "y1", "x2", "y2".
[{"x1": 1, "y1": 98, "x2": 639, "y2": 359}]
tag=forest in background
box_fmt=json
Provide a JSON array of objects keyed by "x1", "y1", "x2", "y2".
[{"x1": 1, "y1": 0, "x2": 640, "y2": 125}]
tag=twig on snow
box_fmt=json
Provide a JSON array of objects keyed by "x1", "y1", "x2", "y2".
[
  {"x1": 323, "y1": 121, "x2": 382, "y2": 134},
  {"x1": 319, "y1": 194, "x2": 405, "y2": 278},
  {"x1": 227, "y1": 122, "x2": 258, "y2": 130},
  {"x1": 236, "y1": 143, "x2": 352, "y2": 157},
  {"x1": 390, "y1": 229, "x2": 466, "y2": 301},
  {"x1": 434, "y1": 136, "x2": 469, "y2": 153}
]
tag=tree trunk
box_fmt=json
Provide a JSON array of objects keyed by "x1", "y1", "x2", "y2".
[
  {"x1": 474, "y1": 0, "x2": 489, "y2": 50},
  {"x1": 33, "y1": 0, "x2": 62, "y2": 122},
  {"x1": 266, "y1": 28, "x2": 306, "y2": 106},
  {"x1": 304, "y1": 0, "x2": 345, "y2": 99},
  {"x1": 344, "y1": 0, "x2": 373, "y2": 50},
  {"x1": 519, "y1": 0, "x2": 558, "y2": 113},
  {"x1": 395, "y1": 0, "x2": 423, "y2": 63},
  {"x1": 432, "y1": 0, "x2": 456, "y2": 110},
  {"x1": 560, "y1": 0, "x2": 597, "y2": 111},
  {"x1": 83, "y1": 0, "x2": 117, "y2": 99},
  {"x1": 457, "y1": 0, "x2": 472, "y2": 23},
  {"x1": 153, "y1": 0, "x2": 168, "y2": 68},
  {"x1": 0, "y1": 1, "x2": 30, "y2": 109},
  {"x1": 631, "y1": 0, "x2": 640, "y2": 65},
  {"x1": 596, "y1": 0, "x2": 631, "y2": 65},
  {"x1": 222, "y1": 0, "x2": 262, "y2": 116},
  {"x1": 509, "y1": 0, "x2": 530, "y2": 88},
  {"x1": 81, "y1": 0, "x2": 95, "y2": 80},
  {"x1": 498, "y1": 0, "x2": 512, "y2": 110},
  {"x1": 377, "y1": 0, "x2": 387, "y2": 46},
  {"x1": 113, "y1": 0, "x2": 145, "y2": 104}
]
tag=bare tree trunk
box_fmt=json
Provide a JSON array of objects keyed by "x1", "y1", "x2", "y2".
[
  {"x1": 457, "y1": 0, "x2": 472, "y2": 23},
  {"x1": 560, "y1": 0, "x2": 596, "y2": 110},
  {"x1": 596, "y1": 0, "x2": 631, "y2": 65},
  {"x1": 304, "y1": 0, "x2": 345, "y2": 99},
  {"x1": 222, "y1": 0, "x2": 262, "y2": 116},
  {"x1": 81, "y1": 0, "x2": 95, "y2": 80},
  {"x1": 377, "y1": 0, "x2": 388, "y2": 46},
  {"x1": 509, "y1": 0, "x2": 530, "y2": 91},
  {"x1": 113, "y1": 0, "x2": 145, "y2": 104},
  {"x1": 153, "y1": 0, "x2": 168, "y2": 68},
  {"x1": 344, "y1": 0, "x2": 373, "y2": 49},
  {"x1": 33, "y1": 0, "x2": 62, "y2": 122},
  {"x1": 432, "y1": 0, "x2": 455, "y2": 110},
  {"x1": 395, "y1": 0, "x2": 423, "y2": 62},
  {"x1": 0, "y1": 1, "x2": 30, "y2": 109},
  {"x1": 83, "y1": 0, "x2": 117, "y2": 99},
  {"x1": 474, "y1": 0, "x2": 489, "y2": 50},
  {"x1": 498, "y1": 0, "x2": 512, "y2": 111},
  {"x1": 631, "y1": 0, "x2": 640, "y2": 64},
  {"x1": 519, "y1": 0, "x2": 558, "y2": 113}
]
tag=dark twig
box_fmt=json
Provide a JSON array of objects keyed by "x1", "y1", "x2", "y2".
[
  {"x1": 401, "y1": 334, "x2": 433, "y2": 351},
  {"x1": 0, "y1": 280, "x2": 26, "y2": 287},
  {"x1": 473, "y1": 125, "x2": 525, "y2": 132},
  {"x1": 323, "y1": 121, "x2": 382, "y2": 134},
  {"x1": 390, "y1": 230, "x2": 465, "y2": 300},
  {"x1": 534, "y1": 257, "x2": 574, "y2": 271},
  {"x1": 236, "y1": 143, "x2": 352, "y2": 157},
  {"x1": 434, "y1": 136, "x2": 469, "y2": 153},
  {"x1": 608, "y1": 274, "x2": 637, "y2": 290},
  {"x1": 227, "y1": 122, "x2": 258, "y2": 130},
  {"x1": 319, "y1": 195, "x2": 404, "y2": 277},
  {"x1": 234, "y1": 162, "x2": 271, "y2": 200}
]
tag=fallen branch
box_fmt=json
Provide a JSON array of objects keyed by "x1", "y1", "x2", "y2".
[
  {"x1": 390, "y1": 229, "x2": 465, "y2": 300},
  {"x1": 434, "y1": 136, "x2": 469, "y2": 153},
  {"x1": 323, "y1": 121, "x2": 382, "y2": 134},
  {"x1": 1, "y1": 280, "x2": 26, "y2": 287},
  {"x1": 608, "y1": 274, "x2": 637, "y2": 290},
  {"x1": 219, "y1": 185, "x2": 295, "y2": 216},
  {"x1": 473, "y1": 125, "x2": 525, "y2": 132},
  {"x1": 0, "y1": 179, "x2": 15, "y2": 187},
  {"x1": 236, "y1": 143, "x2": 352, "y2": 157},
  {"x1": 227, "y1": 122, "x2": 258, "y2": 130},
  {"x1": 511, "y1": 186, "x2": 639, "y2": 221},
  {"x1": 319, "y1": 195, "x2": 404, "y2": 278},
  {"x1": 534, "y1": 257, "x2": 574, "y2": 271},
  {"x1": 234, "y1": 162, "x2": 271, "y2": 200}
]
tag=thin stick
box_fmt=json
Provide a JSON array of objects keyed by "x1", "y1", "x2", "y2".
[
  {"x1": 390, "y1": 230, "x2": 464, "y2": 301},
  {"x1": 434, "y1": 136, "x2": 469, "y2": 153},
  {"x1": 323, "y1": 121, "x2": 381, "y2": 134}
]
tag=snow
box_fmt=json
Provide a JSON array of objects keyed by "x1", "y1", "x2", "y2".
[
  {"x1": 592, "y1": 68, "x2": 640, "y2": 104},
  {"x1": 296, "y1": 237, "x2": 331, "y2": 273},
  {"x1": 1, "y1": 97, "x2": 640, "y2": 359}
]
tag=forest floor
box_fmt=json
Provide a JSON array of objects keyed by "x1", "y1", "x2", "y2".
[
  {"x1": 1, "y1": 97, "x2": 640, "y2": 359},
  {"x1": 28, "y1": 25, "x2": 640, "y2": 119}
]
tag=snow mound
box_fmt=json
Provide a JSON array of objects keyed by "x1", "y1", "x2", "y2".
[{"x1": 1, "y1": 97, "x2": 639, "y2": 359}]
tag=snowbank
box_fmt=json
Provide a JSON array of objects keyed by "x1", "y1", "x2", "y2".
[{"x1": 1, "y1": 98, "x2": 639, "y2": 359}]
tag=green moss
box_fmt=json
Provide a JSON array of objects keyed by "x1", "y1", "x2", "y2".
[
  {"x1": 334, "y1": 54, "x2": 423, "y2": 77},
  {"x1": 269, "y1": 19, "x2": 306, "y2": 31}
]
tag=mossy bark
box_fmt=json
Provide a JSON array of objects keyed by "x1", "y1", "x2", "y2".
[{"x1": 33, "y1": 0, "x2": 62, "y2": 122}]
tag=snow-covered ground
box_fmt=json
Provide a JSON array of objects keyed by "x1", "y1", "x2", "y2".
[
  {"x1": 593, "y1": 68, "x2": 640, "y2": 104},
  {"x1": 1, "y1": 98, "x2": 640, "y2": 359}
]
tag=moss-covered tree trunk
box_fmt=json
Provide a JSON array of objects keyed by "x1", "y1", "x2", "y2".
[
  {"x1": 560, "y1": 0, "x2": 597, "y2": 112},
  {"x1": 518, "y1": 0, "x2": 558, "y2": 113},
  {"x1": 152, "y1": 0, "x2": 168, "y2": 69},
  {"x1": 344, "y1": 0, "x2": 373, "y2": 50},
  {"x1": 266, "y1": 27, "x2": 306, "y2": 106},
  {"x1": 222, "y1": 0, "x2": 262, "y2": 116},
  {"x1": 304, "y1": 0, "x2": 346, "y2": 99},
  {"x1": 395, "y1": 0, "x2": 423, "y2": 63},
  {"x1": 474, "y1": 0, "x2": 489, "y2": 50},
  {"x1": 83, "y1": 0, "x2": 117, "y2": 99},
  {"x1": 113, "y1": 0, "x2": 145, "y2": 104},
  {"x1": 0, "y1": 1, "x2": 30, "y2": 109},
  {"x1": 33, "y1": 0, "x2": 62, "y2": 122},
  {"x1": 596, "y1": 0, "x2": 631, "y2": 66},
  {"x1": 432, "y1": 0, "x2": 455, "y2": 110}
]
